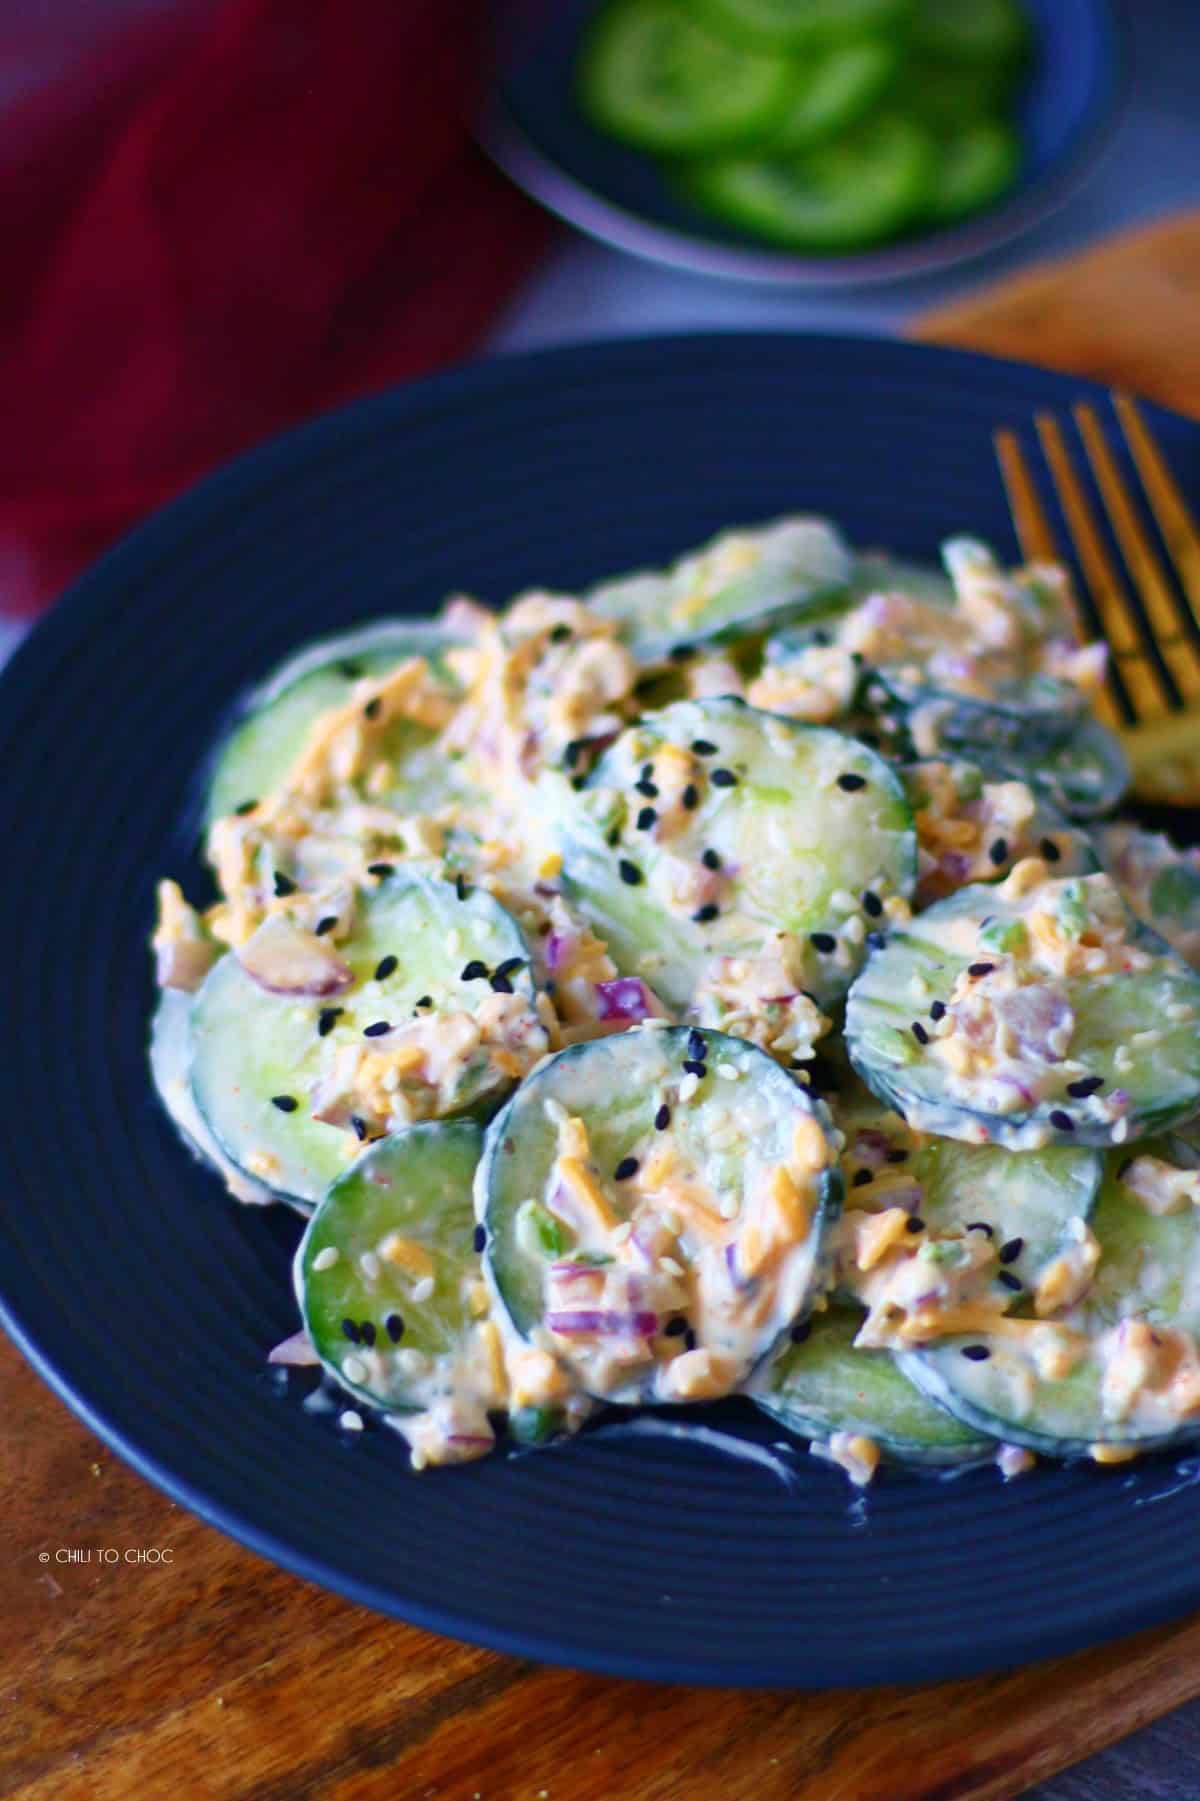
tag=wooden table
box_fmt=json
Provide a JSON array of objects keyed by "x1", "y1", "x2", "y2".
[{"x1": 6, "y1": 212, "x2": 1200, "y2": 1801}]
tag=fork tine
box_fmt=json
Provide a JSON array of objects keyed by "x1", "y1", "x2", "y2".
[
  {"x1": 993, "y1": 428, "x2": 1124, "y2": 729},
  {"x1": 1112, "y1": 390, "x2": 1200, "y2": 634},
  {"x1": 1034, "y1": 411, "x2": 1169, "y2": 722},
  {"x1": 1074, "y1": 402, "x2": 1200, "y2": 707}
]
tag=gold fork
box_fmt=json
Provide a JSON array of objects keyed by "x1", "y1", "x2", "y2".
[{"x1": 994, "y1": 391, "x2": 1200, "y2": 807}]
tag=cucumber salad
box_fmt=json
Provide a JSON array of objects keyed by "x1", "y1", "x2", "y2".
[{"x1": 151, "y1": 515, "x2": 1200, "y2": 1486}]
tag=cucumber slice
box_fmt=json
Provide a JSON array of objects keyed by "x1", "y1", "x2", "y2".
[
  {"x1": 559, "y1": 697, "x2": 916, "y2": 1010},
  {"x1": 768, "y1": 41, "x2": 902, "y2": 152},
  {"x1": 190, "y1": 874, "x2": 548, "y2": 1207},
  {"x1": 149, "y1": 989, "x2": 277, "y2": 1208},
  {"x1": 902, "y1": 757, "x2": 1097, "y2": 907},
  {"x1": 901, "y1": 1146, "x2": 1200, "y2": 1458},
  {"x1": 1097, "y1": 824, "x2": 1200, "y2": 967},
  {"x1": 297, "y1": 1121, "x2": 486, "y2": 1414},
  {"x1": 695, "y1": 0, "x2": 913, "y2": 51},
  {"x1": 912, "y1": 0, "x2": 1030, "y2": 68},
  {"x1": 757, "y1": 1304, "x2": 992, "y2": 1466},
  {"x1": 679, "y1": 113, "x2": 936, "y2": 251},
  {"x1": 205, "y1": 620, "x2": 466, "y2": 826},
  {"x1": 1008, "y1": 718, "x2": 1131, "y2": 820},
  {"x1": 579, "y1": 0, "x2": 792, "y2": 155},
  {"x1": 835, "y1": 1086, "x2": 1104, "y2": 1293},
  {"x1": 585, "y1": 516, "x2": 852, "y2": 663},
  {"x1": 925, "y1": 118, "x2": 1021, "y2": 225},
  {"x1": 478, "y1": 1025, "x2": 841, "y2": 1404},
  {"x1": 845, "y1": 873, "x2": 1200, "y2": 1150}
]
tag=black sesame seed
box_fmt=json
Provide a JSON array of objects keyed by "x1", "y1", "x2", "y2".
[
  {"x1": 572, "y1": 776, "x2": 587, "y2": 792},
  {"x1": 809, "y1": 932, "x2": 836, "y2": 953},
  {"x1": 852, "y1": 1168, "x2": 873, "y2": 1187},
  {"x1": 967, "y1": 962, "x2": 995, "y2": 978},
  {"x1": 988, "y1": 837, "x2": 1009, "y2": 867},
  {"x1": 549, "y1": 623, "x2": 572, "y2": 643},
  {"x1": 684, "y1": 1328, "x2": 698, "y2": 1351},
  {"x1": 997, "y1": 1270, "x2": 1023, "y2": 1293},
  {"x1": 359, "y1": 1321, "x2": 377, "y2": 1347},
  {"x1": 317, "y1": 1007, "x2": 343, "y2": 1037},
  {"x1": 668, "y1": 644, "x2": 697, "y2": 663},
  {"x1": 682, "y1": 783, "x2": 700, "y2": 810},
  {"x1": 789, "y1": 1320, "x2": 812, "y2": 1345},
  {"x1": 999, "y1": 1236, "x2": 1024, "y2": 1264},
  {"x1": 363, "y1": 1021, "x2": 391, "y2": 1038},
  {"x1": 693, "y1": 903, "x2": 719, "y2": 923},
  {"x1": 691, "y1": 739, "x2": 718, "y2": 756},
  {"x1": 862, "y1": 890, "x2": 883, "y2": 918},
  {"x1": 930, "y1": 1000, "x2": 946, "y2": 1021},
  {"x1": 461, "y1": 959, "x2": 489, "y2": 982},
  {"x1": 866, "y1": 930, "x2": 886, "y2": 951},
  {"x1": 495, "y1": 957, "x2": 526, "y2": 981},
  {"x1": 682, "y1": 1059, "x2": 707, "y2": 1078},
  {"x1": 363, "y1": 697, "x2": 382, "y2": 721},
  {"x1": 271, "y1": 1094, "x2": 298, "y2": 1113},
  {"x1": 701, "y1": 849, "x2": 721, "y2": 870},
  {"x1": 1040, "y1": 836, "x2": 1063, "y2": 863},
  {"x1": 636, "y1": 806, "x2": 657, "y2": 832},
  {"x1": 563, "y1": 739, "x2": 582, "y2": 769},
  {"x1": 967, "y1": 1221, "x2": 994, "y2": 1238},
  {"x1": 367, "y1": 862, "x2": 395, "y2": 878},
  {"x1": 962, "y1": 1344, "x2": 991, "y2": 1362},
  {"x1": 1067, "y1": 1075, "x2": 1104, "y2": 1098},
  {"x1": 635, "y1": 778, "x2": 659, "y2": 800},
  {"x1": 905, "y1": 1215, "x2": 925, "y2": 1234},
  {"x1": 665, "y1": 1316, "x2": 688, "y2": 1338},
  {"x1": 490, "y1": 973, "x2": 514, "y2": 994},
  {"x1": 341, "y1": 1318, "x2": 361, "y2": 1343},
  {"x1": 912, "y1": 1021, "x2": 929, "y2": 1045},
  {"x1": 837, "y1": 772, "x2": 866, "y2": 792},
  {"x1": 272, "y1": 871, "x2": 297, "y2": 897},
  {"x1": 687, "y1": 1029, "x2": 706, "y2": 1060},
  {"x1": 886, "y1": 1149, "x2": 908, "y2": 1164},
  {"x1": 655, "y1": 1103, "x2": 671, "y2": 1131},
  {"x1": 473, "y1": 1225, "x2": 486, "y2": 1254},
  {"x1": 1049, "y1": 1109, "x2": 1075, "y2": 1132},
  {"x1": 614, "y1": 1157, "x2": 639, "y2": 1181},
  {"x1": 315, "y1": 915, "x2": 337, "y2": 937},
  {"x1": 414, "y1": 995, "x2": 432, "y2": 1010},
  {"x1": 350, "y1": 1116, "x2": 368, "y2": 1142},
  {"x1": 385, "y1": 1312, "x2": 406, "y2": 1343},
  {"x1": 619, "y1": 859, "x2": 644, "y2": 886},
  {"x1": 710, "y1": 768, "x2": 737, "y2": 788},
  {"x1": 374, "y1": 955, "x2": 398, "y2": 982},
  {"x1": 454, "y1": 874, "x2": 471, "y2": 901},
  {"x1": 234, "y1": 798, "x2": 258, "y2": 816}
]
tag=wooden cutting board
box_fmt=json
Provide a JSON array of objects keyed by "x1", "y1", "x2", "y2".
[{"x1": 7, "y1": 213, "x2": 1200, "y2": 1801}]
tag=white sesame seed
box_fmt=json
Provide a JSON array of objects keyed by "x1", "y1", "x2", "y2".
[
  {"x1": 411, "y1": 1276, "x2": 435, "y2": 1304},
  {"x1": 841, "y1": 915, "x2": 864, "y2": 945},
  {"x1": 1112, "y1": 1118, "x2": 1129, "y2": 1143},
  {"x1": 339, "y1": 1410, "x2": 364, "y2": 1431},
  {"x1": 342, "y1": 1355, "x2": 367, "y2": 1383},
  {"x1": 660, "y1": 1256, "x2": 685, "y2": 1277},
  {"x1": 313, "y1": 1246, "x2": 339, "y2": 1271},
  {"x1": 445, "y1": 929, "x2": 463, "y2": 956},
  {"x1": 830, "y1": 889, "x2": 857, "y2": 913},
  {"x1": 360, "y1": 1251, "x2": 381, "y2": 1281},
  {"x1": 543, "y1": 1098, "x2": 568, "y2": 1126},
  {"x1": 679, "y1": 1073, "x2": 700, "y2": 1102},
  {"x1": 719, "y1": 1196, "x2": 739, "y2": 1220},
  {"x1": 715, "y1": 1062, "x2": 740, "y2": 1080}
]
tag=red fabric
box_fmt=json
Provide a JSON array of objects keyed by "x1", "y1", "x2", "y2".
[{"x1": 0, "y1": 0, "x2": 551, "y2": 614}]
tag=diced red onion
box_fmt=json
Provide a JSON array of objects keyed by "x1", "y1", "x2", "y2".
[
  {"x1": 238, "y1": 914, "x2": 353, "y2": 997},
  {"x1": 546, "y1": 1309, "x2": 658, "y2": 1338},
  {"x1": 268, "y1": 1330, "x2": 320, "y2": 1367},
  {"x1": 594, "y1": 977, "x2": 667, "y2": 1022}
]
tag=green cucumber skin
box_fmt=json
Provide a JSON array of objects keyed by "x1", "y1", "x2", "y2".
[
  {"x1": 476, "y1": 1026, "x2": 842, "y2": 1403},
  {"x1": 845, "y1": 887, "x2": 1200, "y2": 1151},
  {"x1": 562, "y1": 697, "x2": 916, "y2": 1011},
  {"x1": 204, "y1": 619, "x2": 463, "y2": 826},
  {"x1": 295, "y1": 1120, "x2": 483, "y2": 1415},
  {"x1": 757, "y1": 1306, "x2": 993, "y2": 1467}
]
